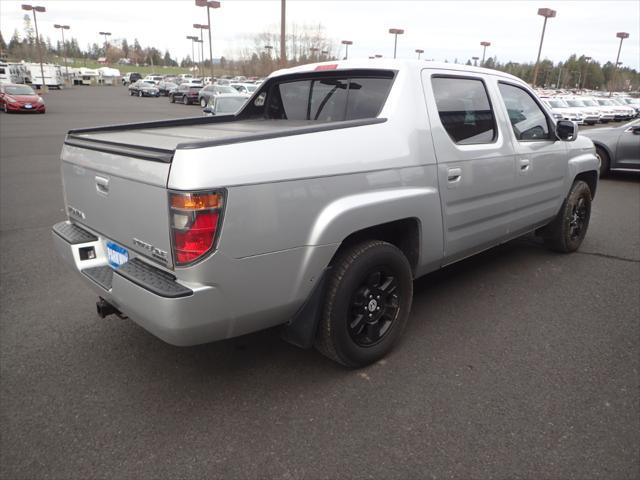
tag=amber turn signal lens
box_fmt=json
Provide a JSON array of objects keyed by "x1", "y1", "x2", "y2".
[{"x1": 170, "y1": 192, "x2": 222, "y2": 210}]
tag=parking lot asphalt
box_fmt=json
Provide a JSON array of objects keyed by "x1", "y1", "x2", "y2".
[{"x1": 1, "y1": 86, "x2": 639, "y2": 480}]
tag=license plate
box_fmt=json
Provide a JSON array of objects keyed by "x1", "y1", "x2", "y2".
[
  {"x1": 106, "y1": 241, "x2": 129, "y2": 269},
  {"x1": 24, "y1": 104, "x2": 32, "y2": 109}
]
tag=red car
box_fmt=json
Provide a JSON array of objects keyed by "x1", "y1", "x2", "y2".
[{"x1": 0, "y1": 83, "x2": 46, "y2": 113}]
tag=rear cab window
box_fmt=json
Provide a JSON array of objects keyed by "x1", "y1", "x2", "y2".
[
  {"x1": 240, "y1": 70, "x2": 395, "y2": 122},
  {"x1": 431, "y1": 76, "x2": 497, "y2": 145}
]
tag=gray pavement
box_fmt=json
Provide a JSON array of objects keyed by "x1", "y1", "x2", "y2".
[{"x1": 1, "y1": 86, "x2": 639, "y2": 480}]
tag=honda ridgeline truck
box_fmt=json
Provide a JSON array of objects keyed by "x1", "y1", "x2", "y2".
[{"x1": 53, "y1": 60, "x2": 598, "y2": 367}]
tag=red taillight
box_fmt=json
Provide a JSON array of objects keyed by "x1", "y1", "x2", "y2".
[
  {"x1": 315, "y1": 64, "x2": 338, "y2": 71},
  {"x1": 169, "y1": 191, "x2": 223, "y2": 266}
]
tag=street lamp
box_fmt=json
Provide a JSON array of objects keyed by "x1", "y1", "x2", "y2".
[
  {"x1": 388, "y1": 28, "x2": 404, "y2": 59},
  {"x1": 195, "y1": 0, "x2": 220, "y2": 81},
  {"x1": 472, "y1": 56, "x2": 479, "y2": 67},
  {"x1": 610, "y1": 32, "x2": 629, "y2": 96},
  {"x1": 193, "y1": 24, "x2": 209, "y2": 78},
  {"x1": 531, "y1": 7, "x2": 556, "y2": 87},
  {"x1": 98, "y1": 31, "x2": 111, "y2": 64},
  {"x1": 186, "y1": 35, "x2": 198, "y2": 74},
  {"x1": 54, "y1": 24, "x2": 70, "y2": 86},
  {"x1": 341, "y1": 40, "x2": 353, "y2": 60},
  {"x1": 21, "y1": 4, "x2": 46, "y2": 91},
  {"x1": 581, "y1": 56, "x2": 591, "y2": 89},
  {"x1": 480, "y1": 41, "x2": 491, "y2": 66},
  {"x1": 264, "y1": 45, "x2": 273, "y2": 56},
  {"x1": 194, "y1": 38, "x2": 204, "y2": 77},
  {"x1": 415, "y1": 48, "x2": 424, "y2": 60}
]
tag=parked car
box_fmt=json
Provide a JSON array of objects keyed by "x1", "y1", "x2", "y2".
[
  {"x1": 619, "y1": 98, "x2": 640, "y2": 116},
  {"x1": 581, "y1": 119, "x2": 640, "y2": 176},
  {"x1": 142, "y1": 75, "x2": 164, "y2": 85},
  {"x1": 122, "y1": 72, "x2": 142, "y2": 86},
  {"x1": 157, "y1": 81, "x2": 178, "y2": 96},
  {"x1": 541, "y1": 98, "x2": 584, "y2": 124},
  {"x1": 53, "y1": 60, "x2": 598, "y2": 368},
  {"x1": 0, "y1": 83, "x2": 45, "y2": 113},
  {"x1": 203, "y1": 93, "x2": 248, "y2": 115},
  {"x1": 581, "y1": 97, "x2": 616, "y2": 123},
  {"x1": 562, "y1": 98, "x2": 600, "y2": 125},
  {"x1": 594, "y1": 98, "x2": 631, "y2": 121},
  {"x1": 169, "y1": 83, "x2": 203, "y2": 104},
  {"x1": 128, "y1": 80, "x2": 160, "y2": 97},
  {"x1": 609, "y1": 98, "x2": 636, "y2": 120},
  {"x1": 197, "y1": 84, "x2": 239, "y2": 107},
  {"x1": 230, "y1": 83, "x2": 258, "y2": 95}
]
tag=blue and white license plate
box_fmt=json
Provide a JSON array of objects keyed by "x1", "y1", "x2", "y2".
[
  {"x1": 106, "y1": 241, "x2": 129, "y2": 269},
  {"x1": 24, "y1": 104, "x2": 32, "y2": 109}
]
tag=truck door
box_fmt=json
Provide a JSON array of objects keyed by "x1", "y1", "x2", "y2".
[
  {"x1": 421, "y1": 70, "x2": 516, "y2": 265},
  {"x1": 494, "y1": 81, "x2": 568, "y2": 235}
]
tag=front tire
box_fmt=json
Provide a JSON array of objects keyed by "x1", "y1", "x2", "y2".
[
  {"x1": 183, "y1": 96, "x2": 190, "y2": 105},
  {"x1": 542, "y1": 180, "x2": 592, "y2": 253},
  {"x1": 595, "y1": 146, "x2": 610, "y2": 178},
  {"x1": 200, "y1": 97, "x2": 207, "y2": 107},
  {"x1": 315, "y1": 240, "x2": 413, "y2": 368},
  {"x1": 138, "y1": 91, "x2": 143, "y2": 97}
]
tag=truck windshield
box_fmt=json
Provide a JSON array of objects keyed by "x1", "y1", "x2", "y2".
[{"x1": 244, "y1": 72, "x2": 394, "y2": 122}]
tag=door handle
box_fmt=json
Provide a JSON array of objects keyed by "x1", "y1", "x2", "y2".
[
  {"x1": 519, "y1": 158, "x2": 531, "y2": 173},
  {"x1": 95, "y1": 176, "x2": 109, "y2": 195},
  {"x1": 447, "y1": 168, "x2": 462, "y2": 183}
]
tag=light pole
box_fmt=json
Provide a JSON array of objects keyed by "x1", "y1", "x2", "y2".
[
  {"x1": 472, "y1": 56, "x2": 479, "y2": 67},
  {"x1": 610, "y1": 32, "x2": 629, "y2": 96},
  {"x1": 415, "y1": 48, "x2": 424, "y2": 60},
  {"x1": 99, "y1": 31, "x2": 111, "y2": 64},
  {"x1": 480, "y1": 41, "x2": 491, "y2": 66},
  {"x1": 321, "y1": 50, "x2": 328, "y2": 60},
  {"x1": 194, "y1": 38, "x2": 203, "y2": 77},
  {"x1": 21, "y1": 4, "x2": 46, "y2": 92},
  {"x1": 310, "y1": 47, "x2": 319, "y2": 61},
  {"x1": 388, "y1": 28, "x2": 404, "y2": 59},
  {"x1": 54, "y1": 24, "x2": 70, "y2": 86},
  {"x1": 186, "y1": 35, "x2": 197, "y2": 75},
  {"x1": 195, "y1": 0, "x2": 220, "y2": 81},
  {"x1": 193, "y1": 24, "x2": 209, "y2": 78},
  {"x1": 581, "y1": 56, "x2": 591, "y2": 89},
  {"x1": 341, "y1": 40, "x2": 353, "y2": 60},
  {"x1": 531, "y1": 7, "x2": 556, "y2": 87},
  {"x1": 280, "y1": 0, "x2": 286, "y2": 67}
]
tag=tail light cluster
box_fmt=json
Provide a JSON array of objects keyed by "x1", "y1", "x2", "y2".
[{"x1": 169, "y1": 191, "x2": 224, "y2": 266}]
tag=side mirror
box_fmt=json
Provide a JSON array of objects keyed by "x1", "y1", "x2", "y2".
[
  {"x1": 631, "y1": 125, "x2": 640, "y2": 135},
  {"x1": 556, "y1": 120, "x2": 578, "y2": 141}
]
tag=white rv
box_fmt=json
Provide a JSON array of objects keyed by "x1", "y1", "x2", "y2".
[{"x1": 28, "y1": 63, "x2": 63, "y2": 89}]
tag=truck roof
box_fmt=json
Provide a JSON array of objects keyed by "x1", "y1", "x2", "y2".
[{"x1": 271, "y1": 59, "x2": 523, "y2": 83}]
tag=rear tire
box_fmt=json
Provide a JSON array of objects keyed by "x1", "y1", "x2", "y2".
[
  {"x1": 314, "y1": 240, "x2": 413, "y2": 368},
  {"x1": 595, "y1": 146, "x2": 610, "y2": 178},
  {"x1": 138, "y1": 91, "x2": 143, "y2": 97},
  {"x1": 169, "y1": 94, "x2": 175, "y2": 103},
  {"x1": 183, "y1": 96, "x2": 190, "y2": 105},
  {"x1": 542, "y1": 180, "x2": 592, "y2": 253}
]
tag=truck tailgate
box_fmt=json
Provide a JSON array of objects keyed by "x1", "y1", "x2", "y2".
[{"x1": 61, "y1": 143, "x2": 174, "y2": 268}]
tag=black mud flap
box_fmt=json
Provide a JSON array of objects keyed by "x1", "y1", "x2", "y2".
[{"x1": 280, "y1": 268, "x2": 330, "y2": 349}]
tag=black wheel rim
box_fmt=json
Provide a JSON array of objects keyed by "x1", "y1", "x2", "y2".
[
  {"x1": 569, "y1": 196, "x2": 588, "y2": 240},
  {"x1": 348, "y1": 268, "x2": 400, "y2": 347}
]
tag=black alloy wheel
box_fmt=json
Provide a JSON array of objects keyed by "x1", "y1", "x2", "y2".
[{"x1": 348, "y1": 269, "x2": 400, "y2": 347}]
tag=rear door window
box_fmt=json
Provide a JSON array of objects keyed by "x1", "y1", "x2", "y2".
[{"x1": 431, "y1": 76, "x2": 496, "y2": 145}]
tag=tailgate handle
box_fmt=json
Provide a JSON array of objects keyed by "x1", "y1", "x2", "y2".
[{"x1": 95, "y1": 176, "x2": 110, "y2": 195}]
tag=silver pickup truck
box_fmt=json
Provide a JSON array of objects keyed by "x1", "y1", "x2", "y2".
[{"x1": 53, "y1": 60, "x2": 598, "y2": 367}]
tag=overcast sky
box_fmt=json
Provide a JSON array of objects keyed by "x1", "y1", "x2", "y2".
[{"x1": 1, "y1": 0, "x2": 638, "y2": 69}]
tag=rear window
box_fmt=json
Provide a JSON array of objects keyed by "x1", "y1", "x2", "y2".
[
  {"x1": 262, "y1": 74, "x2": 393, "y2": 121},
  {"x1": 431, "y1": 76, "x2": 496, "y2": 145}
]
